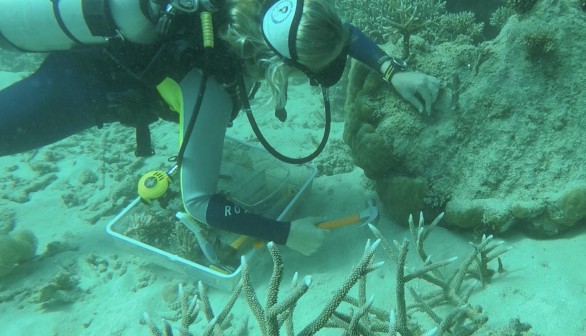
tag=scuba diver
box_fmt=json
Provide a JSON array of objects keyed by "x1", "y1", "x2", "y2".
[{"x1": 0, "y1": 0, "x2": 440, "y2": 255}]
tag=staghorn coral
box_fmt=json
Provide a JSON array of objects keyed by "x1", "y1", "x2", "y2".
[
  {"x1": 336, "y1": 1, "x2": 489, "y2": 60},
  {"x1": 489, "y1": 6, "x2": 516, "y2": 30},
  {"x1": 436, "y1": 11, "x2": 484, "y2": 44},
  {"x1": 336, "y1": 0, "x2": 446, "y2": 58},
  {"x1": 145, "y1": 281, "x2": 245, "y2": 336},
  {"x1": 377, "y1": 0, "x2": 446, "y2": 58},
  {"x1": 522, "y1": 29, "x2": 557, "y2": 63},
  {"x1": 144, "y1": 213, "x2": 510, "y2": 335},
  {"x1": 145, "y1": 241, "x2": 383, "y2": 336},
  {"x1": 506, "y1": 0, "x2": 538, "y2": 13},
  {"x1": 368, "y1": 212, "x2": 509, "y2": 335},
  {"x1": 335, "y1": 0, "x2": 390, "y2": 43}
]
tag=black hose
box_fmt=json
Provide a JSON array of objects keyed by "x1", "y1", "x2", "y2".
[
  {"x1": 176, "y1": 72, "x2": 209, "y2": 168},
  {"x1": 240, "y1": 75, "x2": 331, "y2": 164}
]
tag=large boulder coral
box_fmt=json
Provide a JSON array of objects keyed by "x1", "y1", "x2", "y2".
[
  {"x1": 343, "y1": 1, "x2": 586, "y2": 236},
  {"x1": 0, "y1": 230, "x2": 38, "y2": 277}
]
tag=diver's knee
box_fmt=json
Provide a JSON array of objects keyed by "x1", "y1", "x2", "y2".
[{"x1": 183, "y1": 194, "x2": 213, "y2": 221}]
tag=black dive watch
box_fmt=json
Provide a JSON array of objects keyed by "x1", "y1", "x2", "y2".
[{"x1": 381, "y1": 56, "x2": 408, "y2": 82}]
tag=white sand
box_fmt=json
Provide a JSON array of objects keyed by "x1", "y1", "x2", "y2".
[{"x1": 1, "y1": 73, "x2": 585, "y2": 336}]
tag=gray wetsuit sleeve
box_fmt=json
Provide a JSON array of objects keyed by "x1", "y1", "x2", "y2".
[{"x1": 178, "y1": 69, "x2": 291, "y2": 245}]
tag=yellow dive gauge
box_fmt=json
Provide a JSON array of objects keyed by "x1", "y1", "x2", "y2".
[{"x1": 137, "y1": 170, "x2": 172, "y2": 202}]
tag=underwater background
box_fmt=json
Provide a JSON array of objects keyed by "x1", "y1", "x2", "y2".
[{"x1": 1, "y1": 0, "x2": 586, "y2": 335}]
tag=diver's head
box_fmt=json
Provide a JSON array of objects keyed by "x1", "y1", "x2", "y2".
[{"x1": 261, "y1": 0, "x2": 350, "y2": 87}]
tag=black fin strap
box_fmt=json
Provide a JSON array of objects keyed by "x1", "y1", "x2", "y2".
[{"x1": 135, "y1": 121, "x2": 155, "y2": 157}]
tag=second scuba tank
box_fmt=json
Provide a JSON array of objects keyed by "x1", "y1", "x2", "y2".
[{"x1": 0, "y1": 0, "x2": 160, "y2": 52}]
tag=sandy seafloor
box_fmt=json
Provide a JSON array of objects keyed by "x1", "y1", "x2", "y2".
[{"x1": 1, "y1": 70, "x2": 586, "y2": 336}]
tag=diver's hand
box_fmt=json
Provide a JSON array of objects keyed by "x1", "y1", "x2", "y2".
[
  {"x1": 390, "y1": 71, "x2": 440, "y2": 115},
  {"x1": 286, "y1": 217, "x2": 327, "y2": 256}
]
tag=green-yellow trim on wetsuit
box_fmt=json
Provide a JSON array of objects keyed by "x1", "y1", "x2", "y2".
[{"x1": 156, "y1": 77, "x2": 184, "y2": 141}]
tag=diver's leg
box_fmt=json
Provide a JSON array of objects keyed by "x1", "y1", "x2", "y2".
[
  {"x1": 180, "y1": 69, "x2": 232, "y2": 218},
  {"x1": 180, "y1": 70, "x2": 290, "y2": 244},
  {"x1": 0, "y1": 51, "x2": 165, "y2": 157},
  {"x1": 0, "y1": 52, "x2": 113, "y2": 156}
]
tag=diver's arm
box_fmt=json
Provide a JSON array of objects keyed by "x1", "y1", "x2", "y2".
[
  {"x1": 345, "y1": 23, "x2": 440, "y2": 114},
  {"x1": 205, "y1": 195, "x2": 324, "y2": 254},
  {"x1": 205, "y1": 194, "x2": 291, "y2": 244},
  {"x1": 345, "y1": 23, "x2": 398, "y2": 75}
]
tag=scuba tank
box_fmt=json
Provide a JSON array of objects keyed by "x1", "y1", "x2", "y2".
[{"x1": 0, "y1": 0, "x2": 164, "y2": 52}]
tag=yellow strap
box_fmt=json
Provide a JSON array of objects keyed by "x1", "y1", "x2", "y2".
[
  {"x1": 156, "y1": 77, "x2": 183, "y2": 114},
  {"x1": 156, "y1": 77, "x2": 184, "y2": 141}
]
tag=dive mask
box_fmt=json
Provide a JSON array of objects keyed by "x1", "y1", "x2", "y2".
[{"x1": 261, "y1": 0, "x2": 348, "y2": 87}]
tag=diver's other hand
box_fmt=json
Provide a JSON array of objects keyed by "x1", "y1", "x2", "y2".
[
  {"x1": 286, "y1": 217, "x2": 327, "y2": 256},
  {"x1": 390, "y1": 72, "x2": 440, "y2": 115}
]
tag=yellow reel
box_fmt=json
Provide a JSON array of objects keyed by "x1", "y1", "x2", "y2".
[{"x1": 138, "y1": 170, "x2": 172, "y2": 202}]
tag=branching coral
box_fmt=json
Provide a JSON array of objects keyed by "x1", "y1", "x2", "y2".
[
  {"x1": 381, "y1": 0, "x2": 446, "y2": 58},
  {"x1": 145, "y1": 241, "x2": 382, "y2": 336},
  {"x1": 335, "y1": 0, "x2": 390, "y2": 43},
  {"x1": 145, "y1": 281, "x2": 244, "y2": 336},
  {"x1": 436, "y1": 11, "x2": 484, "y2": 44},
  {"x1": 336, "y1": 0, "x2": 446, "y2": 58},
  {"x1": 337, "y1": 0, "x2": 492, "y2": 57},
  {"x1": 144, "y1": 212, "x2": 511, "y2": 335},
  {"x1": 522, "y1": 29, "x2": 557, "y2": 63},
  {"x1": 368, "y1": 213, "x2": 509, "y2": 335},
  {"x1": 489, "y1": 6, "x2": 515, "y2": 30},
  {"x1": 506, "y1": 0, "x2": 537, "y2": 13}
]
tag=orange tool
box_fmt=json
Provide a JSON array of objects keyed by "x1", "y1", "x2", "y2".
[
  {"x1": 317, "y1": 199, "x2": 378, "y2": 229},
  {"x1": 228, "y1": 200, "x2": 379, "y2": 250}
]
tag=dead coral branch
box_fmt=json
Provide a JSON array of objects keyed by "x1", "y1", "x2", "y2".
[
  {"x1": 144, "y1": 212, "x2": 509, "y2": 336},
  {"x1": 369, "y1": 212, "x2": 509, "y2": 335}
]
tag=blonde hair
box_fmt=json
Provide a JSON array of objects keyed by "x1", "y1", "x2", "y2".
[{"x1": 220, "y1": 0, "x2": 348, "y2": 110}]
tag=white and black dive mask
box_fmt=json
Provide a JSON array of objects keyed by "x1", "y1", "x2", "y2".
[{"x1": 261, "y1": 0, "x2": 347, "y2": 88}]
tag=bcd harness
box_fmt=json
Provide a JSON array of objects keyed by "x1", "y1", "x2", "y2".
[{"x1": 106, "y1": 0, "x2": 333, "y2": 165}]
